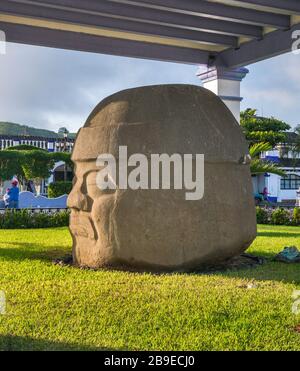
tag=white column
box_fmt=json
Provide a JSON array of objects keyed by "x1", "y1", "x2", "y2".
[{"x1": 197, "y1": 67, "x2": 249, "y2": 123}]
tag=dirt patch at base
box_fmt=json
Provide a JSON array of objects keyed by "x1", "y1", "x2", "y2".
[
  {"x1": 199, "y1": 253, "x2": 265, "y2": 273},
  {"x1": 52, "y1": 253, "x2": 265, "y2": 274}
]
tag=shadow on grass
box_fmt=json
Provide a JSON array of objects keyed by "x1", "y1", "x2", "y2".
[
  {"x1": 0, "y1": 334, "x2": 117, "y2": 351},
  {"x1": 0, "y1": 242, "x2": 70, "y2": 262},
  {"x1": 219, "y1": 262, "x2": 300, "y2": 284},
  {"x1": 1, "y1": 240, "x2": 300, "y2": 285},
  {"x1": 258, "y1": 230, "x2": 300, "y2": 238}
]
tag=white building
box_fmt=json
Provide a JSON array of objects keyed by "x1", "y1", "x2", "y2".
[
  {"x1": 0, "y1": 134, "x2": 74, "y2": 152},
  {"x1": 252, "y1": 136, "x2": 300, "y2": 204}
]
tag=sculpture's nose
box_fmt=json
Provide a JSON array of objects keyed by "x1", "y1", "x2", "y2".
[{"x1": 67, "y1": 188, "x2": 90, "y2": 211}]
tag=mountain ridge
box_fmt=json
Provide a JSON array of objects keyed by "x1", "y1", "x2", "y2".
[{"x1": 0, "y1": 122, "x2": 77, "y2": 139}]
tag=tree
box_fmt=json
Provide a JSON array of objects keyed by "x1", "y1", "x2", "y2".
[
  {"x1": 22, "y1": 150, "x2": 55, "y2": 180},
  {"x1": 241, "y1": 108, "x2": 290, "y2": 147},
  {"x1": 288, "y1": 124, "x2": 300, "y2": 156},
  {"x1": 51, "y1": 151, "x2": 73, "y2": 168},
  {"x1": 0, "y1": 149, "x2": 25, "y2": 181},
  {"x1": 0, "y1": 146, "x2": 72, "y2": 184},
  {"x1": 249, "y1": 142, "x2": 285, "y2": 177}
]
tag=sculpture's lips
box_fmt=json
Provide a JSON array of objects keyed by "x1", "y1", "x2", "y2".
[{"x1": 70, "y1": 212, "x2": 96, "y2": 240}]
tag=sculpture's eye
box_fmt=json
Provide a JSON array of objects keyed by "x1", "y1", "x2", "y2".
[
  {"x1": 86, "y1": 171, "x2": 101, "y2": 198},
  {"x1": 70, "y1": 174, "x2": 86, "y2": 195},
  {"x1": 86, "y1": 171, "x2": 115, "y2": 198}
]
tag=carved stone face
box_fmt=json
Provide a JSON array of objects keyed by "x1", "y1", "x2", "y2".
[
  {"x1": 68, "y1": 160, "x2": 116, "y2": 267},
  {"x1": 68, "y1": 84, "x2": 257, "y2": 271}
]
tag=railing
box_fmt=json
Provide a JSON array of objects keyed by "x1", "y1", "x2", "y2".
[{"x1": 0, "y1": 207, "x2": 68, "y2": 214}]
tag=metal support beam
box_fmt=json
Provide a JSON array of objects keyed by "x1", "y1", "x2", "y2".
[
  {"x1": 212, "y1": 0, "x2": 300, "y2": 15},
  {"x1": 1, "y1": 0, "x2": 299, "y2": 67},
  {"x1": 0, "y1": 1, "x2": 238, "y2": 47},
  {"x1": 0, "y1": 21, "x2": 213, "y2": 65},
  {"x1": 216, "y1": 22, "x2": 300, "y2": 68},
  {"x1": 110, "y1": 0, "x2": 290, "y2": 28},
  {"x1": 9, "y1": 0, "x2": 263, "y2": 38}
]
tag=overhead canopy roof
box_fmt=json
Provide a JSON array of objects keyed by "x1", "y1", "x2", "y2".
[{"x1": 0, "y1": 0, "x2": 300, "y2": 67}]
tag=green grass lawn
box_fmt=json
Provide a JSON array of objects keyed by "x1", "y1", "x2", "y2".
[{"x1": 0, "y1": 224, "x2": 300, "y2": 351}]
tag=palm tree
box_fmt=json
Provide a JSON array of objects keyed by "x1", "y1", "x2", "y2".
[{"x1": 249, "y1": 142, "x2": 285, "y2": 177}]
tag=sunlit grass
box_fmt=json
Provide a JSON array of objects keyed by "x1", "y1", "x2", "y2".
[{"x1": 0, "y1": 225, "x2": 299, "y2": 351}]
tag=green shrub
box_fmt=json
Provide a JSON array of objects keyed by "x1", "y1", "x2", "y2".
[
  {"x1": 292, "y1": 207, "x2": 300, "y2": 226},
  {"x1": 51, "y1": 210, "x2": 70, "y2": 227},
  {"x1": 256, "y1": 207, "x2": 269, "y2": 224},
  {"x1": 270, "y1": 208, "x2": 290, "y2": 225},
  {"x1": 0, "y1": 209, "x2": 70, "y2": 229},
  {"x1": 48, "y1": 181, "x2": 73, "y2": 198}
]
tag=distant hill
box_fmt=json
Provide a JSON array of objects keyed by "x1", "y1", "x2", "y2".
[{"x1": 0, "y1": 122, "x2": 77, "y2": 139}]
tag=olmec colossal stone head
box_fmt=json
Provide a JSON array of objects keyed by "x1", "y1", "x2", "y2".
[{"x1": 68, "y1": 85, "x2": 256, "y2": 271}]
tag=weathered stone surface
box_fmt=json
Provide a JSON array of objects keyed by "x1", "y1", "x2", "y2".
[{"x1": 68, "y1": 85, "x2": 257, "y2": 271}]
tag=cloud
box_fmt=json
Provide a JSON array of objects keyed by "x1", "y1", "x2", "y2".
[
  {"x1": 0, "y1": 42, "x2": 198, "y2": 132},
  {"x1": 241, "y1": 52, "x2": 300, "y2": 127},
  {"x1": 0, "y1": 42, "x2": 299, "y2": 131}
]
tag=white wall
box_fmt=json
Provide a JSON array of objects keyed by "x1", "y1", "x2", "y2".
[
  {"x1": 202, "y1": 78, "x2": 241, "y2": 122},
  {"x1": 267, "y1": 171, "x2": 300, "y2": 202},
  {"x1": 266, "y1": 174, "x2": 280, "y2": 200}
]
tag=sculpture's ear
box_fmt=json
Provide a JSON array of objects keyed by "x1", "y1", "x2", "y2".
[{"x1": 239, "y1": 154, "x2": 251, "y2": 165}]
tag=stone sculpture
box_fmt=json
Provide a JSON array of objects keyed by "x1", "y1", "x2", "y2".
[{"x1": 67, "y1": 85, "x2": 256, "y2": 270}]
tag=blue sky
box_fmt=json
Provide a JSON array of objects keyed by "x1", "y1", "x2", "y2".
[{"x1": 0, "y1": 42, "x2": 299, "y2": 133}]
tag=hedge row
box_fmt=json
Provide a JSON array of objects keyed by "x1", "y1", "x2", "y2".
[
  {"x1": 2, "y1": 206, "x2": 299, "y2": 229},
  {"x1": 0, "y1": 209, "x2": 70, "y2": 229},
  {"x1": 256, "y1": 207, "x2": 300, "y2": 226}
]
